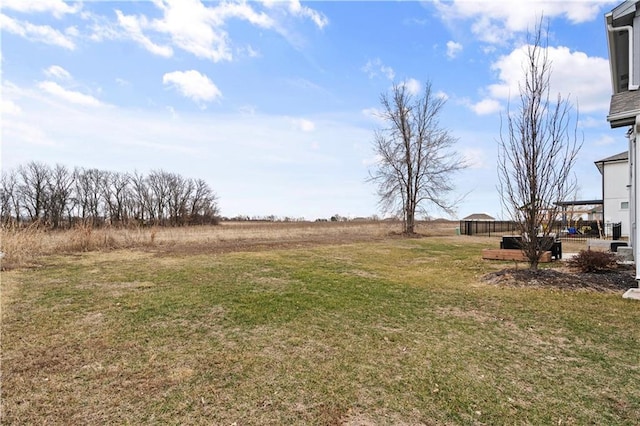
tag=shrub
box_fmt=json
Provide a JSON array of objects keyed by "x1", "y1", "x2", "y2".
[{"x1": 567, "y1": 249, "x2": 617, "y2": 273}]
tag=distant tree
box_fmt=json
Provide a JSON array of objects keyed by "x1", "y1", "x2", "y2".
[
  {"x1": 130, "y1": 171, "x2": 152, "y2": 224},
  {"x1": 188, "y1": 178, "x2": 218, "y2": 224},
  {"x1": 100, "y1": 171, "x2": 131, "y2": 226},
  {"x1": 47, "y1": 164, "x2": 74, "y2": 229},
  {"x1": 73, "y1": 168, "x2": 107, "y2": 225},
  {"x1": 497, "y1": 23, "x2": 582, "y2": 270},
  {"x1": 369, "y1": 81, "x2": 466, "y2": 234},
  {"x1": 1, "y1": 169, "x2": 19, "y2": 225},
  {"x1": 146, "y1": 170, "x2": 172, "y2": 226},
  {"x1": 1, "y1": 162, "x2": 220, "y2": 229},
  {"x1": 17, "y1": 161, "x2": 51, "y2": 224}
]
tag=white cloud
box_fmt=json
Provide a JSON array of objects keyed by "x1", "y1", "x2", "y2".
[
  {"x1": 44, "y1": 65, "x2": 71, "y2": 80},
  {"x1": 162, "y1": 70, "x2": 222, "y2": 103},
  {"x1": 488, "y1": 45, "x2": 610, "y2": 113},
  {"x1": 362, "y1": 58, "x2": 395, "y2": 80},
  {"x1": 593, "y1": 134, "x2": 616, "y2": 146},
  {"x1": 242, "y1": 44, "x2": 261, "y2": 58},
  {"x1": 436, "y1": 91, "x2": 449, "y2": 101},
  {"x1": 402, "y1": 78, "x2": 421, "y2": 96},
  {"x1": 238, "y1": 105, "x2": 257, "y2": 115},
  {"x1": 579, "y1": 116, "x2": 605, "y2": 129},
  {"x1": 1, "y1": 99, "x2": 22, "y2": 115},
  {"x1": 285, "y1": 0, "x2": 329, "y2": 29},
  {"x1": 433, "y1": 0, "x2": 610, "y2": 44},
  {"x1": 166, "y1": 106, "x2": 179, "y2": 120},
  {"x1": 362, "y1": 154, "x2": 382, "y2": 167},
  {"x1": 446, "y1": 40, "x2": 463, "y2": 59},
  {"x1": 294, "y1": 118, "x2": 315, "y2": 132},
  {"x1": 361, "y1": 108, "x2": 388, "y2": 125},
  {"x1": 461, "y1": 148, "x2": 488, "y2": 169},
  {"x1": 116, "y1": 0, "x2": 274, "y2": 62},
  {"x1": 0, "y1": 13, "x2": 75, "y2": 49},
  {"x1": 260, "y1": 0, "x2": 328, "y2": 29},
  {"x1": 115, "y1": 10, "x2": 173, "y2": 58},
  {"x1": 103, "y1": 0, "x2": 327, "y2": 62},
  {"x1": 65, "y1": 26, "x2": 79, "y2": 37},
  {"x1": 2, "y1": 0, "x2": 81, "y2": 18},
  {"x1": 4, "y1": 120, "x2": 55, "y2": 147},
  {"x1": 38, "y1": 81, "x2": 104, "y2": 107},
  {"x1": 149, "y1": 0, "x2": 239, "y2": 62},
  {"x1": 468, "y1": 98, "x2": 501, "y2": 115}
]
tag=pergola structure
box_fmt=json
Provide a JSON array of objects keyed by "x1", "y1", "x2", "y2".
[{"x1": 555, "y1": 199, "x2": 604, "y2": 230}]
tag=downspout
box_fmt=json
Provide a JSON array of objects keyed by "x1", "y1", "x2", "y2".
[
  {"x1": 608, "y1": 24, "x2": 640, "y2": 90},
  {"x1": 635, "y1": 115, "x2": 640, "y2": 282},
  {"x1": 629, "y1": 126, "x2": 635, "y2": 250}
]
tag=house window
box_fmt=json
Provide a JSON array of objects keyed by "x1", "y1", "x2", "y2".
[{"x1": 621, "y1": 201, "x2": 629, "y2": 210}]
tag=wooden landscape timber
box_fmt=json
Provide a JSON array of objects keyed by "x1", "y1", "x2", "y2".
[{"x1": 482, "y1": 248, "x2": 553, "y2": 263}]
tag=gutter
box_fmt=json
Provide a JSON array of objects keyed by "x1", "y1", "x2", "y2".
[{"x1": 607, "y1": 108, "x2": 640, "y2": 123}]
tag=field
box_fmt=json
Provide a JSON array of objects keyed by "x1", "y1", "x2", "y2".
[{"x1": 1, "y1": 221, "x2": 639, "y2": 424}]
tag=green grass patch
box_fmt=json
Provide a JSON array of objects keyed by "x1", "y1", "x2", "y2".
[{"x1": 2, "y1": 237, "x2": 639, "y2": 424}]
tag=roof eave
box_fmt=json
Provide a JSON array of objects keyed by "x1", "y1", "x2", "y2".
[{"x1": 607, "y1": 109, "x2": 640, "y2": 127}]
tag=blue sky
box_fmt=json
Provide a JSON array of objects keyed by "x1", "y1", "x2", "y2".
[{"x1": 0, "y1": 0, "x2": 630, "y2": 220}]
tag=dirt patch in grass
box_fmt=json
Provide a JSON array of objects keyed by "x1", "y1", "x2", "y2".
[
  {"x1": 147, "y1": 230, "x2": 402, "y2": 256},
  {"x1": 482, "y1": 265, "x2": 636, "y2": 292}
]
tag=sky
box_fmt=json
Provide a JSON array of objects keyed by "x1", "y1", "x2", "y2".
[{"x1": 0, "y1": 0, "x2": 631, "y2": 220}]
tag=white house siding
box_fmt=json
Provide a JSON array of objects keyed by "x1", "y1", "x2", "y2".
[{"x1": 603, "y1": 159, "x2": 630, "y2": 236}]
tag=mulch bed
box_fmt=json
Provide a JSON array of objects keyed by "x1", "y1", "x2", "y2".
[{"x1": 482, "y1": 266, "x2": 637, "y2": 292}]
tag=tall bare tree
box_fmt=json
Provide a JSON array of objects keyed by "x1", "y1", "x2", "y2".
[
  {"x1": 101, "y1": 171, "x2": 131, "y2": 225},
  {"x1": 47, "y1": 164, "x2": 74, "y2": 229},
  {"x1": 74, "y1": 168, "x2": 107, "y2": 225},
  {"x1": 17, "y1": 161, "x2": 51, "y2": 224},
  {"x1": 369, "y1": 81, "x2": 465, "y2": 234},
  {"x1": 497, "y1": 24, "x2": 582, "y2": 270},
  {"x1": 1, "y1": 170, "x2": 19, "y2": 225}
]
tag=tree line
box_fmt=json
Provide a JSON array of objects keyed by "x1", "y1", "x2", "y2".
[{"x1": 1, "y1": 162, "x2": 220, "y2": 229}]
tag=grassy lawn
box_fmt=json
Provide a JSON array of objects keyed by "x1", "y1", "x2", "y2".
[{"x1": 2, "y1": 235, "x2": 639, "y2": 424}]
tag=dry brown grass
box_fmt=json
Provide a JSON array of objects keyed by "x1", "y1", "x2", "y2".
[
  {"x1": 0, "y1": 220, "x2": 459, "y2": 270},
  {"x1": 0, "y1": 224, "x2": 152, "y2": 270}
]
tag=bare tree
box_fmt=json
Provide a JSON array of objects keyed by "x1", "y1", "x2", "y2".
[
  {"x1": 130, "y1": 171, "x2": 152, "y2": 224},
  {"x1": 47, "y1": 164, "x2": 74, "y2": 229},
  {"x1": 1, "y1": 170, "x2": 19, "y2": 226},
  {"x1": 369, "y1": 81, "x2": 466, "y2": 234},
  {"x1": 189, "y1": 178, "x2": 217, "y2": 224},
  {"x1": 101, "y1": 171, "x2": 131, "y2": 226},
  {"x1": 497, "y1": 24, "x2": 582, "y2": 270},
  {"x1": 147, "y1": 170, "x2": 172, "y2": 226},
  {"x1": 74, "y1": 168, "x2": 107, "y2": 226},
  {"x1": 17, "y1": 161, "x2": 51, "y2": 224},
  {"x1": 166, "y1": 173, "x2": 192, "y2": 226},
  {"x1": 2, "y1": 162, "x2": 220, "y2": 229}
]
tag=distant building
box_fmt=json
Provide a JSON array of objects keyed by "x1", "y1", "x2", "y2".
[
  {"x1": 595, "y1": 151, "x2": 630, "y2": 237},
  {"x1": 462, "y1": 213, "x2": 495, "y2": 221}
]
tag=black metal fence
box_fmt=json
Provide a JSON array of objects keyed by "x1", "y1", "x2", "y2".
[
  {"x1": 458, "y1": 220, "x2": 519, "y2": 237},
  {"x1": 459, "y1": 220, "x2": 623, "y2": 241}
]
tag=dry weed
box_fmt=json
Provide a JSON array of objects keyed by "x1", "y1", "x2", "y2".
[
  {"x1": 0, "y1": 223, "x2": 48, "y2": 269},
  {"x1": 0, "y1": 220, "x2": 458, "y2": 269}
]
